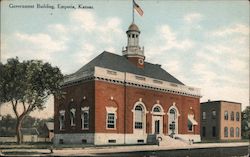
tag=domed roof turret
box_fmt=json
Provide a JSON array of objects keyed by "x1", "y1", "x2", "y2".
[{"x1": 128, "y1": 23, "x2": 140, "y2": 32}]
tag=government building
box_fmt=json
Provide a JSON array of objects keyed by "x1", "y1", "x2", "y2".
[{"x1": 54, "y1": 22, "x2": 202, "y2": 145}]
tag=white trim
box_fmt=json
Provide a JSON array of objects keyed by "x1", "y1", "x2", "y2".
[
  {"x1": 63, "y1": 66, "x2": 201, "y2": 98},
  {"x1": 81, "y1": 106, "x2": 89, "y2": 111}
]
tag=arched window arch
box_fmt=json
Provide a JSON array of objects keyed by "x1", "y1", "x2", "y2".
[
  {"x1": 224, "y1": 127, "x2": 228, "y2": 137},
  {"x1": 151, "y1": 104, "x2": 165, "y2": 115},
  {"x1": 230, "y1": 127, "x2": 234, "y2": 137}
]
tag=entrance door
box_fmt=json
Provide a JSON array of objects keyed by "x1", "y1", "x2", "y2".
[{"x1": 155, "y1": 120, "x2": 160, "y2": 134}]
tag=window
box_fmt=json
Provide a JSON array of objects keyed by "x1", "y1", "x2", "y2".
[
  {"x1": 224, "y1": 127, "x2": 228, "y2": 137},
  {"x1": 107, "y1": 113, "x2": 115, "y2": 128},
  {"x1": 212, "y1": 126, "x2": 216, "y2": 137},
  {"x1": 132, "y1": 34, "x2": 135, "y2": 38},
  {"x1": 202, "y1": 127, "x2": 206, "y2": 137},
  {"x1": 136, "y1": 35, "x2": 138, "y2": 38},
  {"x1": 236, "y1": 112, "x2": 240, "y2": 121},
  {"x1": 224, "y1": 111, "x2": 228, "y2": 120},
  {"x1": 236, "y1": 127, "x2": 240, "y2": 137},
  {"x1": 170, "y1": 109, "x2": 176, "y2": 120},
  {"x1": 230, "y1": 127, "x2": 234, "y2": 137},
  {"x1": 153, "y1": 106, "x2": 161, "y2": 112},
  {"x1": 106, "y1": 107, "x2": 117, "y2": 129},
  {"x1": 231, "y1": 111, "x2": 234, "y2": 121},
  {"x1": 59, "y1": 110, "x2": 65, "y2": 130},
  {"x1": 202, "y1": 112, "x2": 206, "y2": 120},
  {"x1": 188, "y1": 119, "x2": 193, "y2": 131},
  {"x1": 212, "y1": 110, "x2": 216, "y2": 119},
  {"x1": 70, "y1": 108, "x2": 76, "y2": 126},
  {"x1": 135, "y1": 105, "x2": 143, "y2": 129},
  {"x1": 81, "y1": 107, "x2": 89, "y2": 130}
]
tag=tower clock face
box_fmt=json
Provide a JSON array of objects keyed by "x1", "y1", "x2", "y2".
[{"x1": 138, "y1": 59, "x2": 144, "y2": 65}]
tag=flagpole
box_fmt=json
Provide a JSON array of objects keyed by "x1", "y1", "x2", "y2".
[{"x1": 132, "y1": 0, "x2": 134, "y2": 23}]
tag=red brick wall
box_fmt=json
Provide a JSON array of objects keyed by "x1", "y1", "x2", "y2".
[
  {"x1": 95, "y1": 80, "x2": 125, "y2": 133},
  {"x1": 54, "y1": 80, "x2": 95, "y2": 134},
  {"x1": 55, "y1": 79, "x2": 200, "y2": 135},
  {"x1": 94, "y1": 81, "x2": 200, "y2": 135}
]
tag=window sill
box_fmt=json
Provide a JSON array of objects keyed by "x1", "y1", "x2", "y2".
[{"x1": 82, "y1": 128, "x2": 89, "y2": 130}]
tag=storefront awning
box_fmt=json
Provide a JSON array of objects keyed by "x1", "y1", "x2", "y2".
[{"x1": 188, "y1": 115, "x2": 198, "y2": 125}]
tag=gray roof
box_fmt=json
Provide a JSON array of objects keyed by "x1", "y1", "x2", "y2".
[
  {"x1": 74, "y1": 51, "x2": 184, "y2": 85},
  {"x1": 20, "y1": 128, "x2": 39, "y2": 135}
]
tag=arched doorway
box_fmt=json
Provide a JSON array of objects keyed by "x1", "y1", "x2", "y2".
[
  {"x1": 151, "y1": 104, "x2": 165, "y2": 134},
  {"x1": 167, "y1": 104, "x2": 180, "y2": 135}
]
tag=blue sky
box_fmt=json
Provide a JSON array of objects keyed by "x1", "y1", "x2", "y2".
[{"x1": 1, "y1": 0, "x2": 249, "y2": 118}]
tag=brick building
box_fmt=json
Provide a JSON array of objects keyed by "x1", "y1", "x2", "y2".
[
  {"x1": 54, "y1": 23, "x2": 202, "y2": 145},
  {"x1": 200, "y1": 100, "x2": 241, "y2": 141}
]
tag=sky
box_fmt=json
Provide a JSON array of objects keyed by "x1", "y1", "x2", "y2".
[{"x1": 0, "y1": 0, "x2": 249, "y2": 118}]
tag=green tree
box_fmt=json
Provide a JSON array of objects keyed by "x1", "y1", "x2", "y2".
[
  {"x1": 0, "y1": 58, "x2": 63, "y2": 144},
  {"x1": 241, "y1": 106, "x2": 250, "y2": 139}
]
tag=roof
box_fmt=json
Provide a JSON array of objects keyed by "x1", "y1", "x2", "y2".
[
  {"x1": 74, "y1": 51, "x2": 184, "y2": 85},
  {"x1": 45, "y1": 122, "x2": 54, "y2": 131},
  {"x1": 20, "y1": 128, "x2": 39, "y2": 135},
  {"x1": 201, "y1": 100, "x2": 241, "y2": 105}
]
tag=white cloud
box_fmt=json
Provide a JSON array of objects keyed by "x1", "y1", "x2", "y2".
[
  {"x1": 16, "y1": 33, "x2": 65, "y2": 53},
  {"x1": 184, "y1": 13, "x2": 203, "y2": 24},
  {"x1": 149, "y1": 25, "x2": 194, "y2": 53},
  {"x1": 211, "y1": 24, "x2": 249, "y2": 37},
  {"x1": 70, "y1": 10, "x2": 97, "y2": 32}
]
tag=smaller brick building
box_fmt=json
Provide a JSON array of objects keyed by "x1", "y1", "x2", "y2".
[{"x1": 200, "y1": 100, "x2": 241, "y2": 141}]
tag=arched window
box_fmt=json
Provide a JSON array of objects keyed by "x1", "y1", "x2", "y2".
[
  {"x1": 135, "y1": 105, "x2": 144, "y2": 129},
  {"x1": 231, "y1": 111, "x2": 234, "y2": 121},
  {"x1": 224, "y1": 111, "x2": 228, "y2": 120},
  {"x1": 230, "y1": 127, "x2": 234, "y2": 137},
  {"x1": 81, "y1": 107, "x2": 89, "y2": 130},
  {"x1": 153, "y1": 106, "x2": 161, "y2": 112},
  {"x1": 70, "y1": 108, "x2": 76, "y2": 126},
  {"x1": 59, "y1": 110, "x2": 65, "y2": 130},
  {"x1": 236, "y1": 127, "x2": 240, "y2": 137},
  {"x1": 224, "y1": 127, "x2": 228, "y2": 137}
]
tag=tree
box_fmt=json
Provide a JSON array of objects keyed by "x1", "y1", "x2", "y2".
[
  {"x1": 0, "y1": 58, "x2": 63, "y2": 144},
  {"x1": 241, "y1": 106, "x2": 250, "y2": 139}
]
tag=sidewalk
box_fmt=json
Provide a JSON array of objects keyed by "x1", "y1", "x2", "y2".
[
  {"x1": 1, "y1": 142, "x2": 249, "y2": 156},
  {"x1": 52, "y1": 142, "x2": 249, "y2": 156}
]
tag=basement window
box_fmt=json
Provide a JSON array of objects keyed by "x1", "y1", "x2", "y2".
[
  {"x1": 82, "y1": 139, "x2": 87, "y2": 144},
  {"x1": 137, "y1": 139, "x2": 144, "y2": 143},
  {"x1": 59, "y1": 139, "x2": 64, "y2": 144},
  {"x1": 108, "y1": 139, "x2": 116, "y2": 143}
]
